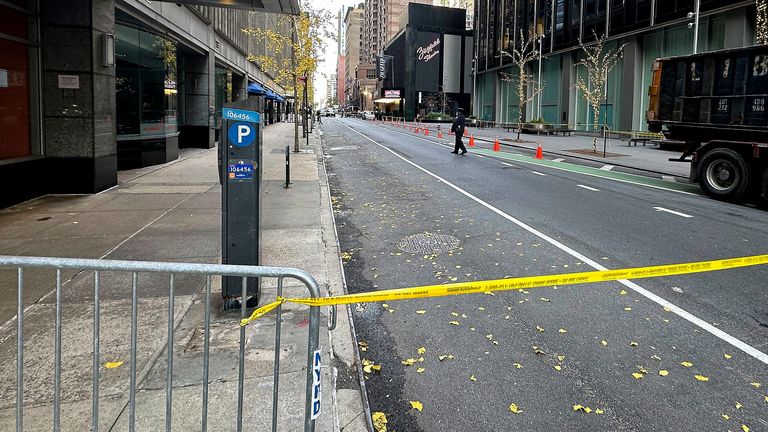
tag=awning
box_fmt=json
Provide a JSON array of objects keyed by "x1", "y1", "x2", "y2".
[
  {"x1": 247, "y1": 82, "x2": 266, "y2": 95},
  {"x1": 374, "y1": 97, "x2": 402, "y2": 104},
  {"x1": 265, "y1": 89, "x2": 282, "y2": 102}
]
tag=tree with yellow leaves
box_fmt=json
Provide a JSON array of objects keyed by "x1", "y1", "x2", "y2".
[
  {"x1": 243, "y1": 1, "x2": 333, "y2": 150},
  {"x1": 758, "y1": 0, "x2": 768, "y2": 44}
]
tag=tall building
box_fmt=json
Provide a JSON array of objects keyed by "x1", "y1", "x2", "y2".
[
  {"x1": 0, "y1": 0, "x2": 295, "y2": 208},
  {"x1": 326, "y1": 73, "x2": 338, "y2": 105},
  {"x1": 344, "y1": 4, "x2": 365, "y2": 109},
  {"x1": 363, "y1": 0, "x2": 433, "y2": 64},
  {"x1": 473, "y1": 0, "x2": 757, "y2": 132},
  {"x1": 336, "y1": 9, "x2": 346, "y2": 107}
]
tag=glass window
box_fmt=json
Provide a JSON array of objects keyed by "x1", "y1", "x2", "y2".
[
  {"x1": 115, "y1": 24, "x2": 178, "y2": 137},
  {"x1": 0, "y1": 2, "x2": 40, "y2": 161}
]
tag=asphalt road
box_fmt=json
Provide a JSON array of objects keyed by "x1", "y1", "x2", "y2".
[{"x1": 321, "y1": 117, "x2": 768, "y2": 432}]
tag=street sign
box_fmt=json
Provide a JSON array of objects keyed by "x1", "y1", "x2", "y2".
[{"x1": 228, "y1": 122, "x2": 256, "y2": 148}]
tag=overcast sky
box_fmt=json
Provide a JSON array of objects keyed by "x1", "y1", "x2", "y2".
[{"x1": 313, "y1": 0, "x2": 362, "y2": 105}]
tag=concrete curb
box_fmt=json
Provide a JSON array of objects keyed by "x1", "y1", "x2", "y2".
[{"x1": 316, "y1": 129, "x2": 373, "y2": 432}]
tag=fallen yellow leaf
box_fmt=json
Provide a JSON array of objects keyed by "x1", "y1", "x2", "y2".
[
  {"x1": 104, "y1": 361, "x2": 123, "y2": 369},
  {"x1": 619, "y1": 290, "x2": 627, "y2": 295},
  {"x1": 513, "y1": 363, "x2": 522, "y2": 369},
  {"x1": 509, "y1": 403, "x2": 522, "y2": 414},
  {"x1": 382, "y1": 304, "x2": 389, "y2": 308},
  {"x1": 573, "y1": 404, "x2": 584, "y2": 412},
  {"x1": 416, "y1": 367, "x2": 425, "y2": 373},
  {"x1": 750, "y1": 382, "x2": 761, "y2": 388},
  {"x1": 601, "y1": 340, "x2": 608, "y2": 347},
  {"x1": 595, "y1": 408, "x2": 604, "y2": 414},
  {"x1": 624, "y1": 307, "x2": 632, "y2": 311},
  {"x1": 736, "y1": 402, "x2": 743, "y2": 409},
  {"x1": 401, "y1": 358, "x2": 416, "y2": 366},
  {"x1": 469, "y1": 375, "x2": 477, "y2": 382},
  {"x1": 554, "y1": 365, "x2": 562, "y2": 371},
  {"x1": 484, "y1": 291, "x2": 495, "y2": 296},
  {"x1": 680, "y1": 361, "x2": 693, "y2": 367},
  {"x1": 559, "y1": 328, "x2": 567, "y2": 333},
  {"x1": 410, "y1": 401, "x2": 423, "y2": 412},
  {"x1": 724, "y1": 353, "x2": 732, "y2": 359},
  {"x1": 449, "y1": 321, "x2": 460, "y2": 326},
  {"x1": 722, "y1": 414, "x2": 730, "y2": 420},
  {"x1": 742, "y1": 425, "x2": 749, "y2": 432},
  {"x1": 557, "y1": 355, "x2": 565, "y2": 362},
  {"x1": 632, "y1": 372, "x2": 644, "y2": 380},
  {"x1": 658, "y1": 370, "x2": 669, "y2": 376},
  {"x1": 486, "y1": 334, "x2": 493, "y2": 340},
  {"x1": 536, "y1": 325, "x2": 545, "y2": 332},
  {"x1": 478, "y1": 307, "x2": 485, "y2": 311},
  {"x1": 584, "y1": 407, "x2": 592, "y2": 414},
  {"x1": 450, "y1": 312, "x2": 459, "y2": 317},
  {"x1": 694, "y1": 375, "x2": 709, "y2": 382},
  {"x1": 764, "y1": 395, "x2": 768, "y2": 403},
  {"x1": 629, "y1": 341, "x2": 639, "y2": 347},
  {"x1": 417, "y1": 347, "x2": 426, "y2": 354},
  {"x1": 372, "y1": 412, "x2": 388, "y2": 432},
  {"x1": 415, "y1": 310, "x2": 427, "y2": 315},
  {"x1": 540, "y1": 297, "x2": 550, "y2": 302}
]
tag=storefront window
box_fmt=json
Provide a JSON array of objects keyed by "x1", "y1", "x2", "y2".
[
  {"x1": 116, "y1": 24, "x2": 177, "y2": 137},
  {"x1": 0, "y1": 2, "x2": 40, "y2": 161}
]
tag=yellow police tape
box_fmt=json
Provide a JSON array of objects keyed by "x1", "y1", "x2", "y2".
[{"x1": 241, "y1": 253, "x2": 768, "y2": 326}]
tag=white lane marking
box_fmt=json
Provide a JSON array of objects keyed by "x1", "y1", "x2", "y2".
[
  {"x1": 340, "y1": 121, "x2": 768, "y2": 365},
  {"x1": 501, "y1": 162, "x2": 513, "y2": 167},
  {"x1": 531, "y1": 171, "x2": 547, "y2": 176},
  {"x1": 577, "y1": 184, "x2": 600, "y2": 192},
  {"x1": 475, "y1": 154, "x2": 485, "y2": 158},
  {"x1": 662, "y1": 176, "x2": 677, "y2": 183},
  {"x1": 654, "y1": 206, "x2": 693, "y2": 218},
  {"x1": 552, "y1": 158, "x2": 565, "y2": 162},
  {"x1": 600, "y1": 165, "x2": 615, "y2": 171}
]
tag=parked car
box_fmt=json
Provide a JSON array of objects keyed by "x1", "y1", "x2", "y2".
[{"x1": 361, "y1": 111, "x2": 375, "y2": 120}]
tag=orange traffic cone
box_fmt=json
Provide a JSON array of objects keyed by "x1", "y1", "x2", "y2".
[
  {"x1": 493, "y1": 137, "x2": 501, "y2": 152},
  {"x1": 535, "y1": 142, "x2": 544, "y2": 159},
  {"x1": 424, "y1": 128, "x2": 428, "y2": 136},
  {"x1": 468, "y1": 134, "x2": 475, "y2": 147},
  {"x1": 438, "y1": 131, "x2": 443, "y2": 139},
  {"x1": 414, "y1": 127, "x2": 419, "y2": 134}
]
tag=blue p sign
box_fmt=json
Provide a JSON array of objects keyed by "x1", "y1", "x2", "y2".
[{"x1": 228, "y1": 122, "x2": 256, "y2": 148}]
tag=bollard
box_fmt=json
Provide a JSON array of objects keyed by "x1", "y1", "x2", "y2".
[{"x1": 285, "y1": 145, "x2": 291, "y2": 188}]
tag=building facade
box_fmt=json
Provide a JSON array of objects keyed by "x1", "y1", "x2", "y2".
[
  {"x1": 473, "y1": 0, "x2": 758, "y2": 132},
  {"x1": 0, "y1": 0, "x2": 293, "y2": 208},
  {"x1": 344, "y1": 4, "x2": 365, "y2": 110},
  {"x1": 379, "y1": 3, "x2": 473, "y2": 120},
  {"x1": 363, "y1": 0, "x2": 433, "y2": 64},
  {"x1": 336, "y1": 9, "x2": 346, "y2": 106}
]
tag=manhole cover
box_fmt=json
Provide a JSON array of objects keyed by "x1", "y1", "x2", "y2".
[{"x1": 397, "y1": 233, "x2": 459, "y2": 255}]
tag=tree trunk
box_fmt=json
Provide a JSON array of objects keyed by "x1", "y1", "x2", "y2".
[{"x1": 592, "y1": 103, "x2": 600, "y2": 152}]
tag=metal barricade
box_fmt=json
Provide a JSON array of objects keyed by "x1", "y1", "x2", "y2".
[{"x1": 0, "y1": 255, "x2": 324, "y2": 432}]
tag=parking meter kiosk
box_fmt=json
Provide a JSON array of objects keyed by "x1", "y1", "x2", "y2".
[{"x1": 220, "y1": 99, "x2": 264, "y2": 308}]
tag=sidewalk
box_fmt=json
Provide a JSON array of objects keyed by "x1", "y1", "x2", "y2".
[
  {"x1": 0, "y1": 122, "x2": 367, "y2": 431},
  {"x1": 393, "y1": 121, "x2": 691, "y2": 179}
]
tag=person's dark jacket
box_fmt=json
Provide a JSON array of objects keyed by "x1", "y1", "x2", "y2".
[{"x1": 451, "y1": 113, "x2": 466, "y2": 136}]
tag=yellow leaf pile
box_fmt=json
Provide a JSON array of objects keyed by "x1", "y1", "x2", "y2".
[{"x1": 372, "y1": 412, "x2": 388, "y2": 432}]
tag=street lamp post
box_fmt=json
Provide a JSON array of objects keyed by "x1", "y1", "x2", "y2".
[{"x1": 688, "y1": 0, "x2": 701, "y2": 54}]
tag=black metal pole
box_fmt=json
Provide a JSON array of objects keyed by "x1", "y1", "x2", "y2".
[{"x1": 285, "y1": 145, "x2": 290, "y2": 188}]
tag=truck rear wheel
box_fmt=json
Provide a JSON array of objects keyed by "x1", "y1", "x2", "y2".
[{"x1": 697, "y1": 148, "x2": 750, "y2": 201}]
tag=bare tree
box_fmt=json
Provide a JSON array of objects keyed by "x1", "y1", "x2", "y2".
[
  {"x1": 758, "y1": 0, "x2": 768, "y2": 44},
  {"x1": 573, "y1": 32, "x2": 626, "y2": 152},
  {"x1": 500, "y1": 30, "x2": 544, "y2": 141}
]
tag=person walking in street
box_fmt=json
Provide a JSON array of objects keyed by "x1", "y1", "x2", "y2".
[
  {"x1": 450, "y1": 108, "x2": 467, "y2": 155},
  {"x1": 316, "y1": 110, "x2": 323, "y2": 124}
]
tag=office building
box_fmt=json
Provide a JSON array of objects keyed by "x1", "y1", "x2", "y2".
[{"x1": 473, "y1": 0, "x2": 756, "y2": 132}]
